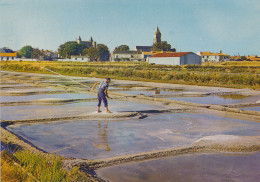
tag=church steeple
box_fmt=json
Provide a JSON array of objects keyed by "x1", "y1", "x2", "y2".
[
  {"x1": 77, "y1": 36, "x2": 82, "y2": 44},
  {"x1": 90, "y1": 36, "x2": 93, "y2": 42},
  {"x1": 154, "y1": 26, "x2": 161, "y2": 44}
]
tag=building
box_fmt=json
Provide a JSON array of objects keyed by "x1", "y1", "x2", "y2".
[
  {"x1": 135, "y1": 26, "x2": 175, "y2": 52},
  {"x1": 135, "y1": 26, "x2": 161, "y2": 52},
  {"x1": 154, "y1": 26, "x2": 161, "y2": 44},
  {"x1": 76, "y1": 36, "x2": 97, "y2": 48},
  {"x1": 246, "y1": 55, "x2": 260, "y2": 61},
  {"x1": 229, "y1": 56, "x2": 242, "y2": 61},
  {"x1": 0, "y1": 47, "x2": 18, "y2": 61},
  {"x1": 110, "y1": 50, "x2": 144, "y2": 62},
  {"x1": 38, "y1": 50, "x2": 58, "y2": 60},
  {"x1": 198, "y1": 51, "x2": 230, "y2": 62},
  {"x1": 71, "y1": 55, "x2": 89, "y2": 62},
  {"x1": 142, "y1": 51, "x2": 174, "y2": 62},
  {"x1": 148, "y1": 52, "x2": 201, "y2": 65},
  {"x1": 135, "y1": 46, "x2": 153, "y2": 52},
  {"x1": 68, "y1": 36, "x2": 97, "y2": 48}
]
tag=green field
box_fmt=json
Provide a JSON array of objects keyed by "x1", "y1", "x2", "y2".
[{"x1": 1, "y1": 61, "x2": 260, "y2": 89}]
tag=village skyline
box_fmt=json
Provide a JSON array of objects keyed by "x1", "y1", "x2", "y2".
[{"x1": 1, "y1": 0, "x2": 260, "y2": 56}]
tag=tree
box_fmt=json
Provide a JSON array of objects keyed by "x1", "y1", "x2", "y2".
[
  {"x1": 58, "y1": 42, "x2": 89, "y2": 58},
  {"x1": 31, "y1": 48, "x2": 42, "y2": 59},
  {"x1": 97, "y1": 44, "x2": 110, "y2": 61},
  {"x1": 83, "y1": 47, "x2": 98, "y2": 61},
  {"x1": 152, "y1": 41, "x2": 172, "y2": 51},
  {"x1": 114, "y1": 45, "x2": 130, "y2": 52},
  {"x1": 19, "y1": 45, "x2": 33, "y2": 58}
]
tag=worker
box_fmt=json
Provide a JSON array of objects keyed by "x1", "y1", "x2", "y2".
[{"x1": 91, "y1": 78, "x2": 112, "y2": 113}]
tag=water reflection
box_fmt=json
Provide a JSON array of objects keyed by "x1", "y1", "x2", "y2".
[
  {"x1": 168, "y1": 95, "x2": 259, "y2": 105},
  {"x1": 93, "y1": 121, "x2": 110, "y2": 151},
  {"x1": 116, "y1": 88, "x2": 185, "y2": 96},
  {"x1": 96, "y1": 152, "x2": 260, "y2": 182}
]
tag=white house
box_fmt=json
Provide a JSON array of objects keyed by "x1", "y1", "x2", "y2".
[
  {"x1": 0, "y1": 47, "x2": 19, "y2": 61},
  {"x1": 148, "y1": 52, "x2": 201, "y2": 65},
  {"x1": 70, "y1": 55, "x2": 89, "y2": 62},
  {"x1": 110, "y1": 50, "x2": 144, "y2": 62},
  {"x1": 198, "y1": 51, "x2": 230, "y2": 62}
]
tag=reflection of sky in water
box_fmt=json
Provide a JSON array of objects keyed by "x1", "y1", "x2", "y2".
[
  {"x1": 0, "y1": 93, "x2": 96, "y2": 102},
  {"x1": 0, "y1": 102, "x2": 97, "y2": 120},
  {"x1": 168, "y1": 95, "x2": 259, "y2": 105},
  {"x1": 242, "y1": 107, "x2": 260, "y2": 112},
  {"x1": 115, "y1": 89, "x2": 184, "y2": 95},
  {"x1": 1, "y1": 87, "x2": 55, "y2": 92},
  {"x1": 96, "y1": 152, "x2": 260, "y2": 182},
  {"x1": 7, "y1": 113, "x2": 260, "y2": 159},
  {"x1": 0, "y1": 100, "x2": 164, "y2": 121}
]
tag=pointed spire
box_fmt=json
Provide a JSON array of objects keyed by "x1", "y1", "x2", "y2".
[
  {"x1": 90, "y1": 36, "x2": 93, "y2": 42},
  {"x1": 154, "y1": 26, "x2": 161, "y2": 44},
  {"x1": 156, "y1": 26, "x2": 160, "y2": 33},
  {"x1": 77, "y1": 36, "x2": 82, "y2": 44}
]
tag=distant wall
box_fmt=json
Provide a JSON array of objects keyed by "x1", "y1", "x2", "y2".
[
  {"x1": 71, "y1": 57, "x2": 89, "y2": 62},
  {"x1": 148, "y1": 57, "x2": 181, "y2": 65},
  {"x1": 181, "y1": 53, "x2": 201, "y2": 65},
  {"x1": 0, "y1": 58, "x2": 38, "y2": 61},
  {"x1": 55, "y1": 59, "x2": 73, "y2": 62},
  {"x1": 148, "y1": 53, "x2": 201, "y2": 65}
]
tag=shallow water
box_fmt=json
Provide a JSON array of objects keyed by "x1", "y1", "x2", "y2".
[
  {"x1": 7, "y1": 113, "x2": 260, "y2": 159},
  {"x1": 96, "y1": 152, "x2": 260, "y2": 182},
  {"x1": 1, "y1": 87, "x2": 55, "y2": 93},
  {"x1": 115, "y1": 88, "x2": 184, "y2": 96},
  {"x1": 0, "y1": 100, "x2": 165, "y2": 120},
  {"x1": 242, "y1": 107, "x2": 260, "y2": 112},
  {"x1": 168, "y1": 95, "x2": 259, "y2": 105},
  {"x1": 0, "y1": 93, "x2": 96, "y2": 102},
  {"x1": 0, "y1": 102, "x2": 98, "y2": 120}
]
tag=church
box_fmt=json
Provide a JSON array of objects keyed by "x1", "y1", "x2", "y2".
[
  {"x1": 135, "y1": 26, "x2": 175, "y2": 52},
  {"x1": 111, "y1": 27, "x2": 176, "y2": 62},
  {"x1": 135, "y1": 26, "x2": 161, "y2": 52},
  {"x1": 75, "y1": 36, "x2": 97, "y2": 48}
]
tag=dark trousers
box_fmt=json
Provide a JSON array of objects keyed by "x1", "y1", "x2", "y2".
[{"x1": 98, "y1": 92, "x2": 108, "y2": 107}]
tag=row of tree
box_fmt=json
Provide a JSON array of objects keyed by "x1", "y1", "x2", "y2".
[
  {"x1": 18, "y1": 45, "x2": 56, "y2": 60},
  {"x1": 58, "y1": 42, "x2": 110, "y2": 61},
  {"x1": 17, "y1": 40, "x2": 173, "y2": 61}
]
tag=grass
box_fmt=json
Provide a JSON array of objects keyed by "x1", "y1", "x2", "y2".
[
  {"x1": 203, "y1": 61, "x2": 260, "y2": 66},
  {"x1": 1, "y1": 60, "x2": 259, "y2": 89},
  {"x1": 1, "y1": 150, "x2": 88, "y2": 182}
]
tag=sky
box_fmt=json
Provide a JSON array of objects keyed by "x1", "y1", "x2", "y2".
[{"x1": 0, "y1": 0, "x2": 260, "y2": 56}]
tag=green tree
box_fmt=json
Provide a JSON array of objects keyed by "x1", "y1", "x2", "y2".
[
  {"x1": 152, "y1": 41, "x2": 172, "y2": 51},
  {"x1": 31, "y1": 48, "x2": 42, "y2": 59},
  {"x1": 19, "y1": 45, "x2": 33, "y2": 58},
  {"x1": 58, "y1": 42, "x2": 89, "y2": 58},
  {"x1": 83, "y1": 47, "x2": 98, "y2": 61},
  {"x1": 114, "y1": 45, "x2": 130, "y2": 51},
  {"x1": 97, "y1": 44, "x2": 110, "y2": 61}
]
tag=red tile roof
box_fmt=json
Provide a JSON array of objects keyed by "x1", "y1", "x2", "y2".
[{"x1": 151, "y1": 52, "x2": 191, "y2": 58}]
